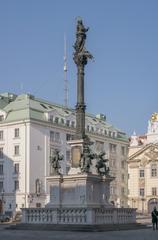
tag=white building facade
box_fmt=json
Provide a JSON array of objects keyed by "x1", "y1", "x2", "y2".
[
  {"x1": 128, "y1": 113, "x2": 158, "y2": 213},
  {"x1": 0, "y1": 93, "x2": 129, "y2": 216}
]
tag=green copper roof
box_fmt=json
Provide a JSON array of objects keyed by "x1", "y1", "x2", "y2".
[{"x1": 0, "y1": 92, "x2": 128, "y2": 142}]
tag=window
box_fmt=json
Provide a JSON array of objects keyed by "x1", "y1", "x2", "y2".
[
  {"x1": 0, "y1": 148, "x2": 3, "y2": 159},
  {"x1": 95, "y1": 141, "x2": 104, "y2": 152},
  {"x1": 121, "y1": 146, "x2": 125, "y2": 156},
  {"x1": 50, "y1": 131, "x2": 55, "y2": 142},
  {"x1": 110, "y1": 186, "x2": 115, "y2": 195},
  {"x1": 61, "y1": 118, "x2": 64, "y2": 124},
  {"x1": 14, "y1": 163, "x2": 19, "y2": 174},
  {"x1": 121, "y1": 160, "x2": 125, "y2": 169},
  {"x1": 121, "y1": 187, "x2": 125, "y2": 195},
  {"x1": 50, "y1": 131, "x2": 60, "y2": 143},
  {"x1": 54, "y1": 117, "x2": 59, "y2": 124},
  {"x1": 139, "y1": 188, "x2": 144, "y2": 196},
  {"x1": 151, "y1": 164, "x2": 157, "y2": 177},
  {"x1": 71, "y1": 121, "x2": 75, "y2": 128},
  {"x1": 14, "y1": 128, "x2": 19, "y2": 138},
  {"x1": 14, "y1": 180, "x2": 19, "y2": 191},
  {"x1": 0, "y1": 115, "x2": 4, "y2": 121},
  {"x1": 14, "y1": 145, "x2": 20, "y2": 156},
  {"x1": 121, "y1": 174, "x2": 125, "y2": 181},
  {"x1": 0, "y1": 164, "x2": 3, "y2": 175},
  {"x1": 66, "y1": 150, "x2": 70, "y2": 162},
  {"x1": 87, "y1": 125, "x2": 90, "y2": 131},
  {"x1": 55, "y1": 132, "x2": 60, "y2": 142},
  {"x1": 0, "y1": 181, "x2": 3, "y2": 192},
  {"x1": 36, "y1": 203, "x2": 41, "y2": 208},
  {"x1": 0, "y1": 130, "x2": 3, "y2": 140},
  {"x1": 49, "y1": 115, "x2": 53, "y2": 122},
  {"x1": 112, "y1": 132, "x2": 116, "y2": 138},
  {"x1": 139, "y1": 169, "x2": 144, "y2": 178},
  {"x1": 152, "y1": 187, "x2": 157, "y2": 196},
  {"x1": 109, "y1": 143, "x2": 117, "y2": 153},
  {"x1": 66, "y1": 120, "x2": 70, "y2": 127},
  {"x1": 35, "y1": 179, "x2": 41, "y2": 196},
  {"x1": 66, "y1": 134, "x2": 73, "y2": 141}
]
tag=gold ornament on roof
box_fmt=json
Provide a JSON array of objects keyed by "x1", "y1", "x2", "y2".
[{"x1": 151, "y1": 112, "x2": 158, "y2": 122}]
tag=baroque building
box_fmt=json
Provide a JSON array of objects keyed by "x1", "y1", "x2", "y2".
[
  {"x1": 0, "y1": 92, "x2": 129, "y2": 216},
  {"x1": 128, "y1": 113, "x2": 158, "y2": 213}
]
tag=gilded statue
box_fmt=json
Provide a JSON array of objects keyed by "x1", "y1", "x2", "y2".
[{"x1": 151, "y1": 112, "x2": 158, "y2": 122}]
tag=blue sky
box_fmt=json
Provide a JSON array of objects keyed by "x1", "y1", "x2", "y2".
[{"x1": 0, "y1": 0, "x2": 158, "y2": 135}]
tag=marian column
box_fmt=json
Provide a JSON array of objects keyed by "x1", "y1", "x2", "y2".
[
  {"x1": 68, "y1": 19, "x2": 93, "y2": 173},
  {"x1": 73, "y1": 19, "x2": 93, "y2": 140}
]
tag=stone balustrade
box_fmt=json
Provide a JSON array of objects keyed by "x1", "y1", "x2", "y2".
[{"x1": 21, "y1": 207, "x2": 136, "y2": 225}]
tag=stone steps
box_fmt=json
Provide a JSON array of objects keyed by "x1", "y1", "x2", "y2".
[{"x1": 7, "y1": 223, "x2": 148, "y2": 232}]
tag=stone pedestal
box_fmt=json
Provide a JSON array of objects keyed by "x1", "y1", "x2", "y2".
[{"x1": 46, "y1": 174, "x2": 114, "y2": 208}]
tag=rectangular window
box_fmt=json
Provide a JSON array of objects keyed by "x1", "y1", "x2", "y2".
[
  {"x1": 50, "y1": 131, "x2": 55, "y2": 142},
  {"x1": 0, "y1": 181, "x2": 4, "y2": 192},
  {"x1": 54, "y1": 117, "x2": 59, "y2": 124},
  {"x1": 66, "y1": 150, "x2": 70, "y2": 162},
  {"x1": 14, "y1": 180, "x2": 19, "y2": 191},
  {"x1": 121, "y1": 174, "x2": 125, "y2": 181},
  {"x1": 14, "y1": 128, "x2": 19, "y2": 138},
  {"x1": 36, "y1": 203, "x2": 41, "y2": 208},
  {"x1": 0, "y1": 148, "x2": 3, "y2": 159},
  {"x1": 121, "y1": 146, "x2": 125, "y2": 156},
  {"x1": 152, "y1": 187, "x2": 157, "y2": 196},
  {"x1": 0, "y1": 130, "x2": 4, "y2": 140},
  {"x1": 66, "y1": 134, "x2": 73, "y2": 141},
  {"x1": 121, "y1": 187, "x2": 125, "y2": 195},
  {"x1": 14, "y1": 145, "x2": 20, "y2": 156},
  {"x1": 0, "y1": 164, "x2": 3, "y2": 175},
  {"x1": 151, "y1": 164, "x2": 157, "y2": 177},
  {"x1": 71, "y1": 121, "x2": 75, "y2": 128},
  {"x1": 96, "y1": 141, "x2": 104, "y2": 152},
  {"x1": 49, "y1": 115, "x2": 53, "y2": 122},
  {"x1": 139, "y1": 188, "x2": 144, "y2": 196},
  {"x1": 14, "y1": 163, "x2": 19, "y2": 174},
  {"x1": 139, "y1": 169, "x2": 144, "y2": 178},
  {"x1": 50, "y1": 131, "x2": 60, "y2": 143},
  {"x1": 109, "y1": 143, "x2": 117, "y2": 153},
  {"x1": 121, "y1": 160, "x2": 125, "y2": 169},
  {"x1": 55, "y1": 132, "x2": 60, "y2": 142},
  {"x1": 60, "y1": 118, "x2": 64, "y2": 124},
  {"x1": 66, "y1": 120, "x2": 70, "y2": 127}
]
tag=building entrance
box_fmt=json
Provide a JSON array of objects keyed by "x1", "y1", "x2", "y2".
[{"x1": 148, "y1": 198, "x2": 158, "y2": 213}]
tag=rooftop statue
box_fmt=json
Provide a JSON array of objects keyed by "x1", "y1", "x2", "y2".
[{"x1": 151, "y1": 112, "x2": 158, "y2": 122}]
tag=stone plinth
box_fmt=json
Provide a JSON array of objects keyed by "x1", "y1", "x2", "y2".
[{"x1": 46, "y1": 174, "x2": 114, "y2": 208}]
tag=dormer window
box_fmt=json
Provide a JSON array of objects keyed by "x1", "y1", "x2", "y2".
[
  {"x1": 71, "y1": 121, "x2": 75, "y2": 128},
  {"x1": 0, "y1": 115, "x2": 4, "y2": 121},
  {"x1": 66, "y1": 120, "x2": 70, "y2": 127},
  {"x1": 54, "y1": 117, "x2": 59, "y2": 124},
  {"x1": 61, "y1": 118, "x2": 64, "y2": 125},
  {"x1": 49, "y1": 115, "x2": 53, "y2": 122}
]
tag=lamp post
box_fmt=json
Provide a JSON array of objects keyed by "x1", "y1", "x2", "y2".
[{"x1": 141, "y1": 197, "x2": 145, "y2": 214}]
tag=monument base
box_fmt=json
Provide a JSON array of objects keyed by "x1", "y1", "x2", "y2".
[
  {"x1": 46, "y1": 174, "x2": 113, "y2": 208},
  {"x1": 21, "y1": 173, "x2": 136, "y2": 225}
]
